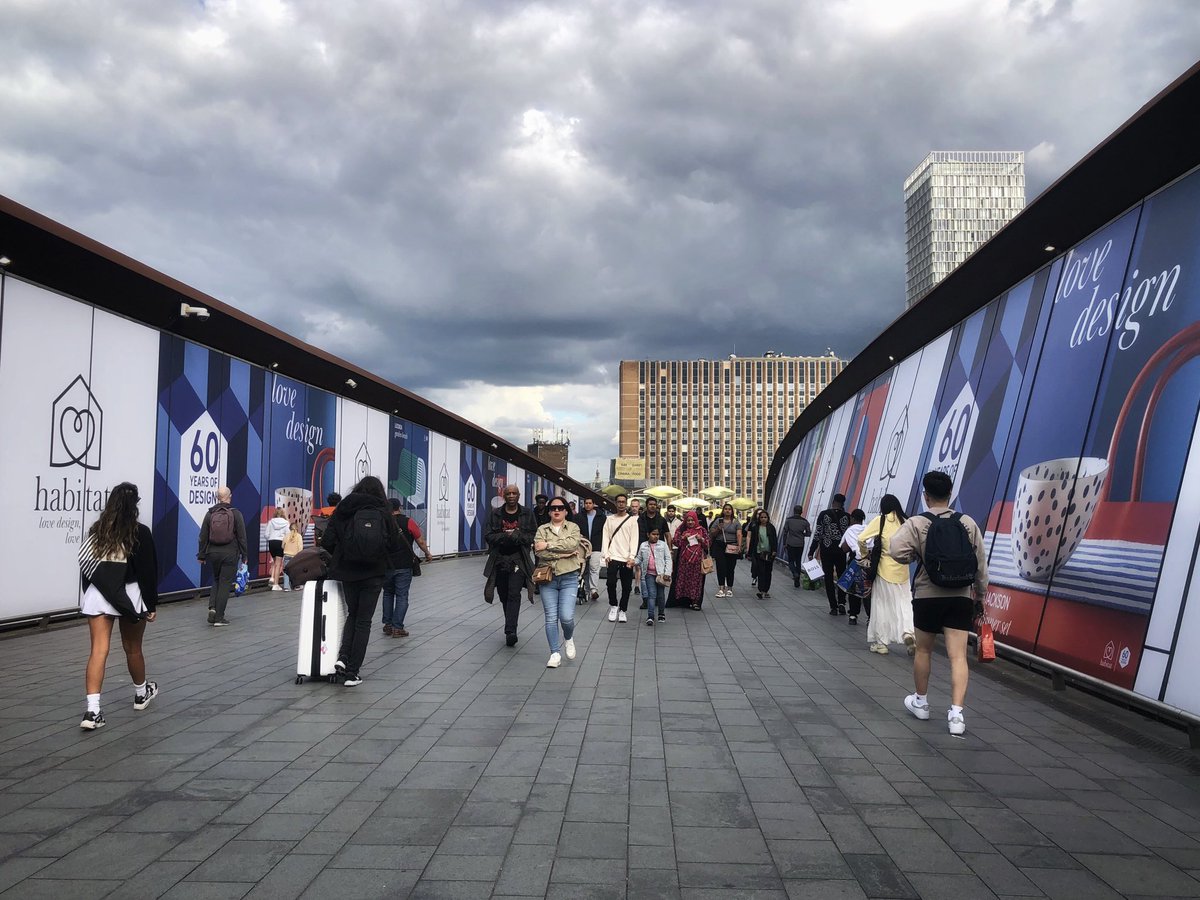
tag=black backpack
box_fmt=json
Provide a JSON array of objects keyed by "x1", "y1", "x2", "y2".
[
  {"x1": 340, "y1": 507, "x2": 389, "y2": 563},
  {"x1": 920, "y1": 512, "x2": 978, "y2": 588}
]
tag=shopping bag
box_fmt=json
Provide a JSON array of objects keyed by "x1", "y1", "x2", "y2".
[
  {"x1": 233, "y1": 561, "x2": 249, "y2": 596},
  {"x1": 977, "y1": 622, "x2": 996, "y2": 662},
  {"x1": 801, "y1": 558, "x2": 824, "y2": 580}
]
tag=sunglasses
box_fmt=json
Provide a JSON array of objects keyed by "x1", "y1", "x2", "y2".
[{"x1": 548, "y1": 506, "x2": 568, "y2": 512}]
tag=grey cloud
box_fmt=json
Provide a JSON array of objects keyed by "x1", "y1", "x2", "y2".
[{"x1": 3, "y1": 0, "x2": 1199, "y2": 476}]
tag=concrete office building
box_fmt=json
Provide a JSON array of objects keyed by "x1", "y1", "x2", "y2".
[
  {"x1": 904, "y1": 150, "x2": 1026, "y2": 306},
  {"x1": 619, "y1": 352, "x2": 845, "y2": 501}
]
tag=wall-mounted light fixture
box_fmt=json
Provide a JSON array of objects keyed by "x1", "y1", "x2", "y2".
[
  {"x1": 345, "y1": 378, "x2": 357, "y2": 389},
  {"x1": 180, "y1": 302, "x2": 210, "y2": 319}
]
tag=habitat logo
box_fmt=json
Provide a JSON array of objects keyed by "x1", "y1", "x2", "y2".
[{"x1": 50, "y1": 375, "x2": 103, "y2": 470}]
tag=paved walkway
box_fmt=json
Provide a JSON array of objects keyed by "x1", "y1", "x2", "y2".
[{"x1": 2, "y1": 559, "x2": 1200, "y2": 899}]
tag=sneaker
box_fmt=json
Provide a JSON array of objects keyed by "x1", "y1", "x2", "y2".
[
  {"x1": 335, "y1": 659, "x2": 347, "y2": 674},
  {"x1": 639, "y1": 602, "x2": 648, "y2": 610},
  {"x1": 756, "y1": 592, "x2": 763, "y2": 599},
  {"x1": 948, "y1": 712, "x2": 966, "y2": 736},
  {"x1": 634, "y1": 586, "x2": 640, "y2": 595},
  {"x1": 395, "y1": 628, "x2": 409, "y2": 637},
  {"x1": 848, "y1": 615, "x2": 857, "y2": 625},
  {"x1": 80, "y1": 710, "x2": 105, "y2": 730},
  {"x1": 618, "y1": 611, "x2": 628, "y2": 623},
  {"x1": 904, "y1": 694, "x2": 930, "y2": 720},
  {"x1": 590, "y1": 591, "x2": 599, "y2": 601},
  {"x1": 727, "y1": 589, "x2": 734, "y2": 598},
  {"x1": 837, "y1": 604, "x2": 846, "y2": 615},
  {"x1": 506, "y1": 634, "x2": 518, "y2": 647},
  {"x1": 793, "y1": 577, "x2": 801, "y2": 588},
  {"x1": 646, "y1": 618, "x2": 654, "y2": 626},
  {"x1": 133, "y1": 682, "x2": 159, "y2": 710},
  {"x1": 903, "y1": 633, "x2": 916, "y2": 657},
  {"x1": 546, "y1": 652, "x2": 562, "y2": 668},
  {"x1": 343, "y1": 674, "x2": 363, "y2": 686},
  {"x1": 764, "y1": 592, "x2": 771, "y2": 599},
  {"x1": 212, "y1": 619, "x2": 230, "y2": 627},
  {"x1": 383, "y1": 625, "x2": 394, "y2": 636},
  {"x1": 207, "y1": 610, "x2": 217, "y2": 624},
  {"x1": 828, "y1": 608, "x2": 839, "y2": 615},
  {"x1": 658, "y1": 613, "x2": 666, "y2": 622},
  {"x1": 564, "y1": 638, "x2": 576, "y2": 660},
  {"x1": 271, "y1": 584, "x2": 283, "y2": 591},
  {"x1": 717, "y1": 588, "x2": 728, "y2": 598},
  {"x1": 869, "y1": 642, "x2": 889, "y2": 654},
  {"x1": 608, "y1": 607, "x2": 618, "y2": 622}
]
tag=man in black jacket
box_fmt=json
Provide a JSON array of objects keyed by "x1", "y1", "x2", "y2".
[
  {"x1": 485, "y1": 485, "x2": 537, "y2": 646},
  {"x1": 573, "y1": 497, "x2": 606, "y2": 602},
  {"x1": 197, "y1": 486, "x2": 248, "y2": 626},
  {"x1": 321, "y1": 476, "x2": 402, "y2": 686},
  {"x1": 810, "y1": 493, "x2": 851, "y2": 615}
]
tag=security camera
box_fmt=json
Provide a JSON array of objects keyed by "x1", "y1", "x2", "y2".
[
  {"x1": 345, "y1": 378, "x2": 358, "y2": 389},
  {"x1": 180, "y1": 302, "x2": 210, "y2": 320}
]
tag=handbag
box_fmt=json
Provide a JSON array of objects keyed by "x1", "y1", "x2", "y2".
[
  {"x1": 700, "y1": 555, "x2": 715, "y2": 575},
  {"x1": 533, "y1": 564, "x2": 554, "y2": 584},
  {"x1": 656, "y1": 574, "x2": 672, "y2": 586},
  {"x1": 977, "y1": 621, "x2": 996, "y2": 661}
]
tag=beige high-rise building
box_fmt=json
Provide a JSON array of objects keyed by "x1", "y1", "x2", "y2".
[
  {"x1": 905, "y1": 150, "x2": 1026, "y2": 306},
  {"x1": 618, "y1": 352, "x2": 845, "y2": 501}
]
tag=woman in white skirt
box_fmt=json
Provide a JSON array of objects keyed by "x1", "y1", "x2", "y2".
[
  {"x1": 858, "y1": 494, "x2": 916, "y2": 656},
  {"x1": 78, "y1": 482, "x2": 159, "y2": 729}
]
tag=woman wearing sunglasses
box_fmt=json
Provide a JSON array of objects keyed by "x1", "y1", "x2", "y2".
[{"x1": 533, "y1": 497, "x2": 583, "y2": 668}]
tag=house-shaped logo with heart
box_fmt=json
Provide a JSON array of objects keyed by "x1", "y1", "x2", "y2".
[{"x1": 50, "y1": 375, "x2": 102, "y2": 470}]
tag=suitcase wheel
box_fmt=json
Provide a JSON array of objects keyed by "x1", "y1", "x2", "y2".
[{"x1": 295, "y1": 675, "x2": 304, "y2": 685}]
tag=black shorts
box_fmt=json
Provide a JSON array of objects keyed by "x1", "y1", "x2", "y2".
[
  {"x1": 269, "y1": 540, "x2": 284, "y2": 559},
  {"x1": 912, "y1": 596, "x2": 975, "y2": 633}
]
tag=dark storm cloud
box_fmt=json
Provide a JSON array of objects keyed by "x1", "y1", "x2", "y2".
[{"x1": 2, "y1": 0, "x2": 1198, "y2": 476}]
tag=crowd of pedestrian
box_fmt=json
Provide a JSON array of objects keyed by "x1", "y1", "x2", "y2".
[{"x1": 77, "y1": 469, "x2": 988, "y2": 738}]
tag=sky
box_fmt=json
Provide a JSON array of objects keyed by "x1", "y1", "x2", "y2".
[{"x1": 4, "y1": 0, "x2": 1199, "y2": 484}]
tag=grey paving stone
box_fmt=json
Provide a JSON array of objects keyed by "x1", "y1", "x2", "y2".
[
  {"x1": 1074, "y1": 852, "x2": 1200, "y2": 896},
  {"x1": 842, "y1": 853, "x2": 919, "y2": 899},
  {"x1": 557, "y1": 822, "x2": 629, "y2": 858},
  {"x1": 670, "y1": 792, "x2": 757, "y2": 828},
  {"x1": 783, "y1": 880, "x2": 869, "y2": 899},
  {"x1": 675, "y1": 827, "x2": 772, "y2": 864}
]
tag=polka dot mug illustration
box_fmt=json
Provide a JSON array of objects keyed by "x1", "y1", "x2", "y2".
[{"x1": 1010, "y1": 457, "x2": 1108, "y2": 581}]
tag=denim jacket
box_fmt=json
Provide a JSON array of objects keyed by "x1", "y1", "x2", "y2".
[{"x1": 635, "y1": 540, "x2": 673, "y2": 578}]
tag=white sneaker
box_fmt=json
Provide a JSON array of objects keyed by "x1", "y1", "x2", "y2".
[
  {"x1": 564, "y1": 639, "x2": 576, "y2": 660},
  {"x1": 546, "y1": 652, "x2": 562, "y2": 668},
  {"x1": 904, "y1": 694, "x2": 930, "y2": 720},
  {"x1": 869, "y1": 642, "x2": 889, "y2": 654},
  {"x1": 618, "y1": 611, "x2": 628, "y2": 623},
  {"x1": 608, "y1": 607, "x2": 618, "y2": 622},
  {"x1": 948, "y1": 712, "x2": 966, "y2": 735},
  {"x1": 726, "y1": 588, "x2": 734, "y2": 598},
  {"x1": 271, "y1": 584, "x2": 283, "y2": 591}
]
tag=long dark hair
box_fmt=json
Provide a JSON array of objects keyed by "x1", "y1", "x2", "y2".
[
  {"x1": 879, "y1": 493, "x2": 907, "y2": 524},
  {"x1": 352, "y1": 475, "x2": 387, "y2": 500},
  {"x1": 88, "y1": 482, "x2": 141, "y2": 558}
]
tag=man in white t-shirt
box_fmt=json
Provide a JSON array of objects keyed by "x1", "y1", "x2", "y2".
[{"x1": 602, "y1": 494, "x2": 638, "y2": 623}]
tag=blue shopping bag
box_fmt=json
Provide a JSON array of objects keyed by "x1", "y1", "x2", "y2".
[{"x1": 233, "y1": 562, "x2": 249, "y2": 596}]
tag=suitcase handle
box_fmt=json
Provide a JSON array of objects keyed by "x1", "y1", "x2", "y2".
[{"x1": 1102, "y1": 321, "x2": 1200, "y2": 501}]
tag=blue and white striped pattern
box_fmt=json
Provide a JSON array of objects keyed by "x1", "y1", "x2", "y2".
[{"x1": 985, "y1": 531, "x2": 1162, "y2": 614}]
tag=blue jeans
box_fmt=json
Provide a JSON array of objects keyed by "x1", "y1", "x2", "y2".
[
  {"x1": 641, "y1": 574, "x2": 664, "y2": 618},
  {"x1": 541, "y1": 571, "x2": 578, "y2": 653},
  {"x1": 381, "y1": 568, "x2": 413, "y2": 628}
]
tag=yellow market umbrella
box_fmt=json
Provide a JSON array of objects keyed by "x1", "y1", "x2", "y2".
[
  {"x1": 674, "y1": 496, "x2": 708, "y2": 510},
  {"x1": 644, "y1": 485, "x2": 683, "y2": 500},
  {"x1": 730, "y1": 497, "x2": 758, "y2": 511},
  {"x1": 600, "y1": 484, "x2": 627, "y2": 498},
  {"x1": 699, "y1": 485, "x2": 734, "y2": 501}
]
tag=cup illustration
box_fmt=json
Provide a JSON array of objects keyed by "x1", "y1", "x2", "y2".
[
  {"x1": 275, "y1": 487, "x2": 313, "y2": 529},
  {"x1": 1011, "y1": 457, "x2": 1108, "y2": 581}
]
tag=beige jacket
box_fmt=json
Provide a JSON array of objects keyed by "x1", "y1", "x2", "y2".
[
  {"x1": 534, "y1": 521, "x2": 584, "y2": 576},
  {"x1": 887, "y1": 505, "x2": 989, "y2": 601}
]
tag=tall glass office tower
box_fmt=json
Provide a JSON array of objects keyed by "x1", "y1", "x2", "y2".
[{"x1": 904, "y1": 150, "x2": 1026, "y2": 307}]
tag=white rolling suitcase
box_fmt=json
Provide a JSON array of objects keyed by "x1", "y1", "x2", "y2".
[{"x1": 296, "y1": 578, "x2": 347, "y2": 684}]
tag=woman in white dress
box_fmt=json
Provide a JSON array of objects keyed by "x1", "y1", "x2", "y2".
[
  {"x1": 78, "y1": 482, "x2": 159, "y2": 729},
  {"x1": 858, "y1": 494, "x2": 916, "y2": 656}
]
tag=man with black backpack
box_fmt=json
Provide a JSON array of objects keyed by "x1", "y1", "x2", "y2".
[
  {"x1": 321, "y1": 476, "x2": 402, "y2": 686},
  {"x1": 198, "y1": 486, "x2": 247, "y2": 626},
  {"x1": 889, "y1": 470, "x2": 989, "y2": 736}
]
